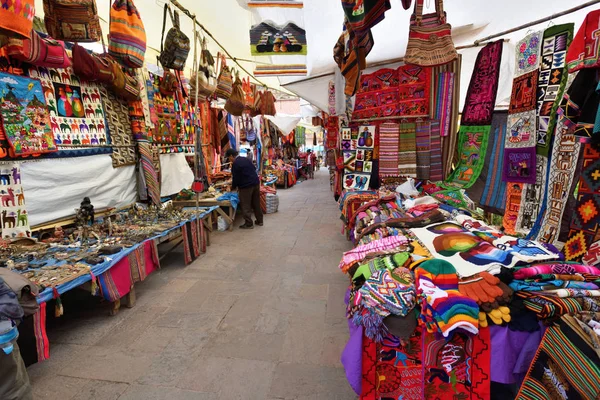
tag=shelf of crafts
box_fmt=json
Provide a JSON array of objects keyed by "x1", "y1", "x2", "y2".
[{"x1": 34, "y1": 206, "x2": 219, "y2": 304}]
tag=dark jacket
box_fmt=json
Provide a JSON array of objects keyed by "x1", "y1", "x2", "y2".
[{"x1": 231, "y1": 156, "x2": 260, "y2": 189}]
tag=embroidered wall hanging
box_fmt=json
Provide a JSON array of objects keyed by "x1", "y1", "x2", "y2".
[
  {"x1": 150, "y1": 73, "x2": 182, "y2": 145},
  {"x1": 461, "y1": 40, "x2": 503, "y2": 126},
  {"x1": 249, "y1": 21, "x2": 307, "y2": 56},
  {"x1": 514, "y1": 155, "x2": 549, "y2": 235},
  {"x1": 100, "y1": 87, "x2": 136, "y2": 168},
  {"x1": 508, "y1": 70, "x2": 539, "y2": 114},
  {"x1": 566, "y1": 9, "x2": 600, "y2": 73},
  {"x1": 443, "y1": 125, "x2": 490, "y2": 189},
  {"x1": 502, "y1": 182, "x2": 524, "y2": 235},
  {"x1": 564, "y1": 143, "x2": 600, "y2": 261},
  {"x1": 398, "y1": 122, "x2": 417, "y2": 178},
  {"x1": 506, "y1": 110, "x2": 537, "y2": 148},
  {"x1": 325, "y1": 116, "x2": 338, "y2": 149},
  {"x1": 0, "y1": 72, "x2": 56, "y2": 157},
  {"x1": 353, "y1": 64, "x2": 431, "y2": 120},
  {"x1": 536, "y1": 24, "x2": 574, "y2": 156},
  {"x1": 0, "y1": 162, "x2": 30, "y2": 238},
  {"x1": 29, "y1": 66, "x2": 110, "y2": 156},
  {"x1": 434, "y1": 71, "x2": 454, "y2": 137},
  {"x1": 376, "y1": 332, "x2": 423, "y2": 400},
  {"x1": 355, "y1": 125, "x2": 375, "y2": 174},
  {"x1": 515, "y1": 31, "x2": 542, "y2": 77},
  {"x1": 502, "y1": 146, "x2": 536, "y2": 184}
]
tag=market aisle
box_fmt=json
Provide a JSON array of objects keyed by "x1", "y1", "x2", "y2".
[{"x1": 27, "y1": 168, "x2": 356, "y2": 400}]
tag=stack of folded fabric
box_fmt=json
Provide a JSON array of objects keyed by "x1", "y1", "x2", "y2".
[
  {"x1": 354, "y1": 195, "x2": 405, "y2": 237},
  {"x1": 338, "y1": 235, "x2": 410, "y2": 275},
  {"x1": 415, "y1": 259, "x2": 480, "y2": 337}
]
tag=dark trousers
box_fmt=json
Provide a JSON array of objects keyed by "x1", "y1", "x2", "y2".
[
  {"x1": 0, "y1": 341, "x2": 33, "y2": 400},
  {"x1": 238, "y1": 184, "x2": 263, "y2": 226}
]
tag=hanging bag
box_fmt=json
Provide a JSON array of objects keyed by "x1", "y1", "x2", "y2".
[
  {"x1": 108, "y1": 0, "x2": 146, "y2": 68},
  {"x1": 0, "y1": 0, "x2": 34, "y2": 39},
  {"x1": 43, "y1": 0, "x2": 102, "y2": 42},
  {"x1": 215, "y1": 53, "x2": 233, "y2": 100},
  {"x1": 158, "y1": 4, "x2": 190, "y2": 71},
  {"x1": 404, "y1": 0, "x2": 457, "y2": 66},
  {"x1": 260, "y1": 90, "x2": 277, "y2": 116},
  {"x1": 190, "y1": 35, "x2": 216, "y2": 102},
  {"x1": 225, "y1": 71, "x2": 245, "y2": 116},
  {"x1": 72, "y1": 44, "x2": 115, "y2": 83},
  {"x1": 6, "y1": 31, "x2": 71, "y2": 68}
]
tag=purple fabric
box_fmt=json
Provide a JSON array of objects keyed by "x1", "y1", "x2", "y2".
[
  {"x1": 490, "y1": 324, "x2": 546, "y2": 384},
  {"x1": 342, "y1": 287, "x2": 362, "y2": 395},
  {"x1": 502, "y1": 147, "x2": 537, "y2": 184}
]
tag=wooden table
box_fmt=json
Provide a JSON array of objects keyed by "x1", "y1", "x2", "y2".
[{"x1": 174, "y1": 198, "x2": 237, "y2": 231}]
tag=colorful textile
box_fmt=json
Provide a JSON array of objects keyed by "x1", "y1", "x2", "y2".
[
  {"x1": 379, "y1": 122, "x2": 400, "y2": 178},
  {"x1": 249, "y1": 21, "x2": 307, "y2": 56},
  {"x1": 429, "y1": 121, "x2": 444, "y2": 181},
  {"x1": 514, "y1": 155, "x2": 549, "y2": 234},
  {"x1": 502, "y1": 146, "x2": 536, "y2": 184},
  {"x1": 342, "y1": 0, "x2": 391, "y2": 35},
  {"x1": 339, "y1": 235, "x2": 410, "y2": 274},
  {"x1": 443, "y1": 125, "x2": 490, "y2": 189},
  {"x1": 138, "y1": 141, "x2": 161, "y2": 206},
  {"x1": 100, "y1": 87, "x2": 136, "y2": 168},
  {"x1": 416, "y1": 121, "x2": 431, "y2": 180},
  {"x1": 33, "y1": 301, "x2": 50, "y2": 362},
  {"x1": 506, "y1": 110, "x2": 537, "y2": 148},
  {"x1": 29, "y1": 65, "x2": 110, "y2": 156},
  {"x1": 150, "y1": 72, "x2": 181, "y2": 146},
  {"x1": 0, "y1": 72, "x2": 56, "y2": 157},
  {"x1": 565, "y1": 143, "x2": 600, "y2": 261},
  {"x1": 423, "y1": 328, "x2": 491, "y2": 400},
  {"x1": 566, "y1": 9, "x2": 600, "y2": 73},
  {"x1": 509, "y1": 70, "x2": 539, "y2": 114},
  {"x1": 478, "y1": 112, "x2": 508, "y2": 213},
  {"x1": 325, "y1": 116, "x2": 338, "y2": 149},
  {"x1": 343, "y1": 126, "x2": 374, "y2": 190},
  {"x1": 398, "y1": 122, "x2": 417, "y2": 178},
  {"x1": 514, "y1": 263, "x2": 600, "y2": 280},
  {"x1": 182, "y1": 218, "x2": 204, "y2": 265},
  {"x1": 295, "y1": 126, "x2": 305, "y2": 146},
  {"x1": 0, "y1": 162, "x2": 30, "y2": 239},
  {"x1": 461, "y1": 40, "x2": 503, "y2": 126},
  {"x1": 515, "y1": 31, "x2": 542, "y2": 77},
  {"x1": 537, "y1": 24, "x2": 574, "y2": 155},
  {"x1": 375, "y1": 331, "x2": 423, "y2": 400},
  {"x1": 517, "y1": 315, "x2": 600, "y2": 399},
  {"x1": 435, "y1": 72, "x2": 454, "y2": 137},
  {"x1": 360, "y1": 334, "x2": 377, "y2": 399},
  {"x1": 517, "y1": 291, "x2": 600, "y2": 320}
]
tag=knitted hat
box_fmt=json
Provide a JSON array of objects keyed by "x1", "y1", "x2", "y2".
[{"x1": 352, "y1": 252, "x2": 411, "y2": 281}]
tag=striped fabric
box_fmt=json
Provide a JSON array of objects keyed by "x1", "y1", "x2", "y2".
[
  {"x1": 429, "y1": 121, "x2": 443, "y2": 181},
  {"x1": 108, "y1": 0, "x2": 146, "y2": 68},
  {"x1": 254, "y1": 64, "x2": 307, "y2": 76},
  {"x1": 435, "y1": 72, "x2": 455, "y2": 137},
  {"x1": 416, "y1": 121, "x2": 431, "y2": 180},
  {"x1": 398, "y1": 123, "x2": 417, "y2": 178},
  {"x1": 33, "y1": 302, "x2": 50, "y2": 362},
  {"x1": 378, "y1": 122, "x2": 400, "y2": 178},
  {"x1": 138, "y1": 141, "x2": 161, "y2": 206},
  {"x1": 478, "y1": 112, "x2": 508, "y2": 213}
]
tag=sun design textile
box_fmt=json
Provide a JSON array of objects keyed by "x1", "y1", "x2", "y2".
[
  {"x1": 517, "y1": 315, "x2": 600, "y2": 400},
  {"x1": 537, "y1": 24, "x2": 574, "y2": 156},
  {"x1": 515, "y1": 31, "x2": 543, "y2": 77},
  {"x1": 435, "y1": 71, "x2": 454, "y2": 137},
  {"x1": 0, "y1": 72, "x2": 56, "y2": 157},
  {"x1": 376, "y1": 332, "x2": 423, "y2": 400},
  {"x1": 564, "y1": 143, "x2": 600, "y2": 262},
  {"x1": 443, "y1": 125, "x2": 490, "y2": 189},
  {"x1": 0, "y1": 162, "x2": 30, "y2": 239},
  {"x1": 461, "y1": 40, "x2": 504, "y2": 126},
  {"x1": 398, "y1": 122, "x2": 417, "y2": 178},
  {"x1": 378, "y1": 122, "x2": 400, "y2": 178},
  {"x1": 30, "y1": 65, "x2": 110, "y2": 156},
  {"x1": 477, "y1": 112, "x2": 508, "y2": 213},
  {"x1": 416, "y1": 121, "x2": 431, "y2": 180},
  {"x1": 352, "y1": 64, "x2": 432, "y2": 121},
  {"x1": 423, "y1": 328, "x2": 491, "y2": 400},
  {"x1": 99, "y1": 87, "x2": 136, "y2": 168},
  {"x1": 339, "y1": 235, "x2": 410, "y2": 274},
  {"x1": 566, "y1": 9, "x2": 600, "y2": 73}
]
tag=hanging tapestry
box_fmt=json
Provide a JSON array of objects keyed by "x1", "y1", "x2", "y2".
[
  {"x1": 0, "y1": 162, "x2": 30, "y2": 238},
  {"x1": 566, "y1": 9, "x2": 600, "y2": 73},
  {"x1": 325, "y1": 116, "x2": 338, "y2": 149},
  {"x1": 461, "y1": 40, "x2": 503, "y2": 126},
  {"x1": 514, "y1": 155, "x2": 549, "y2": 235},
  {"x1": 423, "y1": 328, "x2": 491, "y2": 400},
  {"x1": 502, "y1": 146, "x2": 536, "y2": 184},
  {"x1": 435, "y1": 71, "x2": 454, "y2": 137},
  {"x1": 0, "y1": 72, "x2": 56, "y2": 157},
  {"x1": 295, "y1": 126, "x2": 305, "y2": 146},
  {"x1": 509, "y1": 70, "x2": 539, "y2": 114},
  {"x1": 398, "y1": 122, "x2": 417, "y2": 178},
  {"x1": 328, "y1": 81, "x2": 336, "y2": 115},
  {"x1": 343, "y1": 127, "x2": 372, "y2": 190},
  {"x1": 29, "y1": 66, "x2": 110, "y2": 156},
  {"x1": 179, "y1": 97, "x2": 199, "y2": 148},
  {"x1": 249, "y1": 21, "x2": 307, "y2": 56},
  {"x1": 353, "y1": 64, "x2": 431, "y2": 120},
  {"x1": 429, "y1": 121, "x2": 443, "y2": 181},
  {"x1": 506, "y1": 110, "x2": 537, "y2": 148},
  {"x1": 564, "y1": 143, "x2": 600, "y2": 261},
  {"x1": 517, "y1": 315, "x2": 600, "y2": 400},
  {"x1": 355, "y1": 125, "x2": 375, "y2": 173},
  {"x1": 376, "y1": 331, "x2": 423, "y2": 400},
  {"x1": 471, "y1": 112, "x2": 508, "y2": 214},
  {"x1": 341, "y1": 0, "x2": 391, "y2": 35},
  {"x1": 416, "y1": 121, "x2": 431, "y2": 180},
  {"x1": 379, "y1": 122, "x2": 399, "y2": 178},
  {"x1": 443, "y1": 125, "x2": 490, "y2": 189},
  {"x1": 515, "y1": 31, "x2": 542, "y2": 77},
  {"x1": 537, "y1": 24, "x2": 574, "y2": 155},
  {"x1": 99, "y1": 87, "x2": 136, "y2": 168},
  {"x1": 150, "y1": 73, "x2": 181, "y2": 145}
]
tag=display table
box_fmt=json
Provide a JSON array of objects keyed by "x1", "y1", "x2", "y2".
[{"x1": 174, "y1": 199, "x2": 237, "y2": 231}]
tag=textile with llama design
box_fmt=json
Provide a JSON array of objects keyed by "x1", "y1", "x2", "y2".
[
  {"x1": 0, "y1": 162, "x2": 30, "y2": 238},
  {"x1": 29, "y1": 65, "x2": 111, "y2": 156}
]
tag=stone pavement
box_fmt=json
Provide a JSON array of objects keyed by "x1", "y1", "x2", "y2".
[{"x1": 28, "y1": 168, "x2": 356, "y2": 400}]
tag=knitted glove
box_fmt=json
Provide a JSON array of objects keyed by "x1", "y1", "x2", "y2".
[
  {"x1": 495, "y1": 281, "x2": 513, "y2": 306},
  {"x1": 458, "y1": 272, "x2": 504, "y2": 305},
  {"x1": 478, "y1": 306, "x2": 511, "y2": 328}
]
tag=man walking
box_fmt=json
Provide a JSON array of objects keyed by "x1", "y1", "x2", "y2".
[{"x1": 226, "y1": 149, "x2": 264, "y2": 229}]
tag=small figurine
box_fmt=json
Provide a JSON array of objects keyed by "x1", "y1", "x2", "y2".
[
  {"x1": 54, "y1": 226, "x2": 64, "y2": 240},
  {"x1": 76, "y1": 197, "x2": 95, "y2": 227}
]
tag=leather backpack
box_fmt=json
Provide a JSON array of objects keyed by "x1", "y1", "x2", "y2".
[{"x1": 159, "y1": 4, "x2": 190, "y2": 71}]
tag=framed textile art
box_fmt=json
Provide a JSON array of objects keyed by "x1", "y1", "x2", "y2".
[
  {"x1": 443, "y1": 125, "x2": 490, "y2": 189},
  {"x1": 149, "y1": 73, "x2": 182, "y2": 145},
  {"x1": 502, "y1": 147, "x2": 536, "y2": 184},
  {"x1": 343, "y1": 126, "x2": 373, "y2": 190},
  {"x1": 514, "y1": 31, "x2": 542, "y2": 77},
  {"x1": 29, "y1": 66, "x2": 110, "y2": 156},
  {"x1": 508, "y1": 70, "x2": 539, "y2": 114},
  {"x1": 0, "y1": 72, "x2": 57, "y2": 157},
  {"x1": 0, "y1": 162, "x2": 30, "y2": 239}
]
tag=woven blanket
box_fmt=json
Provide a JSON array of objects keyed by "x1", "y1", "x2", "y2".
[
  {"x1": 443, "y1": 125, "x2": 490, "y2": 189},
  {"x1": 514, "y1": 263, "x2": 600, "y2": 280},
  {"x1": 379, "y1": 122, "x2": 400, "y2": 178},
  {"x1": 461, "y1": 40, "x2": 504, "y2": 126},
  {"x1": 398, "y1": 123, "x2": 417, "y2": 178},
  {"x1": 360, "y1": 334, "x2": 377, "y2": 399},
  {"x1": 517, "y1": 315, "x2": 600, "y2": 399},
  {"x1": 376, "y1": 332, "x2": 423, "y2": 400},
  {"x1": 435, "y1": 72, "x2": 454, "y2": 137},
  {"x1": 416, "y1": 121, "x2": 431, "y2": 180},
  {"x1": 429, "y1": 121, "x2": 444, "y2": 181},
  {"x1": 517, "y1": 291, "x2": 600, "y2": 320}
]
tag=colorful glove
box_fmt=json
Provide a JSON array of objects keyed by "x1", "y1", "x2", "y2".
[
  {"x1": 479, "y1": 306, "x2": 511, "y2": 328},
  {"x1": 458, "y1": 272, "x2": 504, "y2": 305}
]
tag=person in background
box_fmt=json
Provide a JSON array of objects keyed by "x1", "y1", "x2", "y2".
[
  {"x1": 226, "y1": 148, "x2": 263, "y2": 229},
  {"x1": 306, "y1": 150, "x2": 314, "y2": 179}
]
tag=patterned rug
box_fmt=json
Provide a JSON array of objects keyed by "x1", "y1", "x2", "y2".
[
  {"x1": 416, "y1": 121, "x2": 431, "y2": 180},
  {"x1": 379, "y1": 122, "x2": 400, "y2": 178},
  {"x1": 514, "y1": 155, "x2": 549, "y2": 235},
  {"x1": 376, "y1": 331, "x2": 423, "y2": 400},
  {"x1": 477, "y1": 112, "x2": 508, "y2": 214},
  {"x1": 100, "y1": 87, "x2": 136, "y2": 168},
  {"x1": 461, "y1": 40, "x2": 504, "y2": 126},
  {"x1": 443, "y1": 125, "x2": 490, "y2": 189},
  {"x1": 398, "y1": 123, "x2": 417, "y2": 178},
  {"x1": 503, "y1": 182, "x2": 524, "y2": 235}
]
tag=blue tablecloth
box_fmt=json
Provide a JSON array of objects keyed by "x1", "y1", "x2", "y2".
[{"x1": 217, "y1": 192, "x2": 240, "y2": 210}]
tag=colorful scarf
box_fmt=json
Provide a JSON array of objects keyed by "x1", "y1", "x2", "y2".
[
  {"x1": 514, "y1": 263, "x2": 600, "y2": 280},
  {"x1": 416, "y1": 121, "x2": 431, "y2": 180},
  {"x1": 478, "y1": 112, "x2": 508, "y2": 213},
  {"x1": 517, "y1": 291, "x2": 600, "y2": 320},
  {"x1": 378, "y1": 122, "x2": 400, "y2": 178},
  {"x1": 435, "y1": 72, "x2": 455, "y2": 137},
  {"x1": 566, "y1": 9, "x2": 600, "y2": 73},
  {"x1": 339, "y1": 235, "x2": 410, "y2": 274},
  {"x1": 429, "y1": 121, "x2": 444, "y2": 181}
]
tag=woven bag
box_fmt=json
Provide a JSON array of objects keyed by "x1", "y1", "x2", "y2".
[
  {"x1": 160, "y1": 70, "x2": 178, "y2": 96},
  {"x1": 108, "y1": 0, "x2": 146, "y2": 68},
  {"x1": 260, "y1": 90, "x2": 277, "y2": 116},
  {"x1": 404, "y1": 0, "x2": 457, "y2": 66},
  {"x1": 215, "y1": 53, "x2": 233, "y2": 99},
  {"x1": 43, "y1": 0, "x2": 101, "y2": 42},
  {"x1": 106, "y1": 56, "x2": 140, "y2": 100},
  {"x1": 7, "y1": 31, "x2": 71, "y2": 68},
  {"x1": 158, "y1": 4, "x2": 190, "y2": 71},
  {"x1": 0, "y1": 0, "x2": 34, "y2": 39},
  {"x1": 225, "y1": 72, "x2": 245, "y2": 116},
  {"x1": 72, "y1": 43, "x2": 115, "y2": 83}
]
